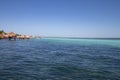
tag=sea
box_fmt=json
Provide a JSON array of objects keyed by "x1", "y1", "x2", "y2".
[{"x1": 0, "y1": 38, "x2": 120, "y2": 80}]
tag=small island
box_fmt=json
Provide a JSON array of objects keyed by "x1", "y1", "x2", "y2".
[{"x1": 0, "y1": 30, "x2": 38, "y2": 40}]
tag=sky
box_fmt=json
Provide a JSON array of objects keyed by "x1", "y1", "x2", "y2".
[{"x1": 0, "y1": 0, "x2": 120, "y2": 38}]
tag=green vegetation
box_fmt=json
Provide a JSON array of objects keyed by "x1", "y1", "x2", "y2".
[{"x1": 0, "y1": 30, "x2": 5, "y2": 34}]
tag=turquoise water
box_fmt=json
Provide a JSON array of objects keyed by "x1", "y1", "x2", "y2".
[
  {"x1": 43, "y1": 38, "x2": 120, "y2": 47},
  {"x1": 0, "y1": 38, "x2": 120, "y2": 80}
]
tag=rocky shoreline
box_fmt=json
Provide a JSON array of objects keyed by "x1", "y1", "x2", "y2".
[{"x1": 0, "y1": 30, "x2": 30, "y2": 40}]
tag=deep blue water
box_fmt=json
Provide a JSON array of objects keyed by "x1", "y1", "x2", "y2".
[{"x1": 0, "y1": 38, "x2": 120, "y2": 80}]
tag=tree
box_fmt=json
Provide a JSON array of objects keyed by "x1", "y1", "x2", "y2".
[{"x1": 0, "y1": 30, "x2": 5, "y2": 34}]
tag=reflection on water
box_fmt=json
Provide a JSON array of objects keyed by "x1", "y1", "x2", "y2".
[{"x1": 0, "y1": 38, "x2": 120, "y2": 80}]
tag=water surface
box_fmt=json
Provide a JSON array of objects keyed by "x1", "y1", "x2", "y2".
[{"x1": 0, "y1": 38, "x2": 120, "y2": 80}]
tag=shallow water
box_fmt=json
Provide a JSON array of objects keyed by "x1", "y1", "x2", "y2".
[{"x1": 0, "y1": 38, "x2": 120, "y2": 80}]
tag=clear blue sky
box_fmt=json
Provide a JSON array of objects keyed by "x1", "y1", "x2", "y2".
[{"x1": 0, "y1": 0, "x2": 120, "y2": 37}]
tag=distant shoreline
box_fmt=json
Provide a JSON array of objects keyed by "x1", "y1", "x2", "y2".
[{"x1": 43, "y1": 37, "x2": 120, "y2": 40}]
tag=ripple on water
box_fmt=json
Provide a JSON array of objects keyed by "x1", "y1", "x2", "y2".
[{"x1": 0, "y1": 38, "x2": 120, "y2": 80}]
